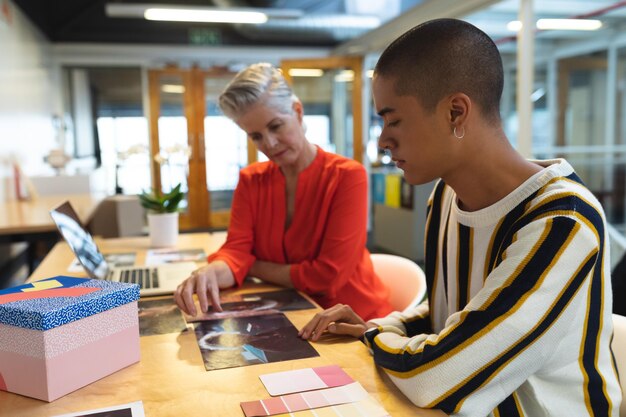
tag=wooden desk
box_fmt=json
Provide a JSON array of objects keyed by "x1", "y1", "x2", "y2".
[
  {"x1": 0, "y1": 193, "x2": 106, "y2": 276},
  {"x1": 0, "y1": 194, "x2": 104, "y2": 236},
  {"x1": 2, "y1": 233, "x2": 445, "y2": 417}
]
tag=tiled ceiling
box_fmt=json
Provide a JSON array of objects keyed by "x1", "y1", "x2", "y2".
[
  {"x1": 13, "y1": 0, "x2": 626, "y2": 54},
  {"x1": 464, "y1": 0, "x2": 626, "y2": 53},
  {"x1": 12, "y1": 0, "x2": 424, "y2": 47}
]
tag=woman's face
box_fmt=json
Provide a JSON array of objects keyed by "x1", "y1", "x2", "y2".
[{"x1": 235, "y1": 101, "x2": 307, "y2": 167}]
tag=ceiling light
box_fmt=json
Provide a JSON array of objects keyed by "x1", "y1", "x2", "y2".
[
  {"x1": 507, "y1": 21, "x2": 523, "y2": 32},
  {"x1": 288, "y1": 68, "x2": 324, "y2": 77},
  {"x1": 507, "y1": 18, "x2": 602, "y2": 32},
  {"x1": 334, "y1": 70, "x2": 354, "y2": 82},
  {"x1": 161, "y1": 84, "x2": 185, "y2": 94},
  {"x1": 145, "y1": 8, "x2": 267, "y2": 24},
  {"x1": 106, "y1": 4, "x2": 303, "y2": 22},
  {"x1": 536, "y1": 19, "x2": 602, "y2": 31}
]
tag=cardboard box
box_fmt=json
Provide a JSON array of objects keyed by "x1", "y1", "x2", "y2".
[{"x1": 0, "y1": 276, "x2": 140, "y2": 401}]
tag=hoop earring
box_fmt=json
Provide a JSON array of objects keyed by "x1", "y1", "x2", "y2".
[{"x1": 453, "y1": 126, "x2": 465, "y2": 139}]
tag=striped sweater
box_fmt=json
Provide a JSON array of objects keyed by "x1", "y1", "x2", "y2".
[{"x1": 365, "y1": 159, "x2": 622, "y2": 416}]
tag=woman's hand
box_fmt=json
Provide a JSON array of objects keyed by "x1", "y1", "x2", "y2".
[
  {"x1": 174, "y1": 261, "x2": 234, "y2": 315},
  {"x1": 298, "y1": 304, "x2": 376, "y2": 342}
]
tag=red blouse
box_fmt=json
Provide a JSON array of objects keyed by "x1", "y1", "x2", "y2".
[{"x1": 208, "y1": 147, "x2": 392, "y2": 320}]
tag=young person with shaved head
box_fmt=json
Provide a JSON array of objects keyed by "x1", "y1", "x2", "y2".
[{"x1": 300, "y1": 18, "x2": 621, "y2": 416}]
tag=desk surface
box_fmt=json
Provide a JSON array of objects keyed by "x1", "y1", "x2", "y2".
[
  {"x1": 3, "y1": 233, "x2": 445, "y2": 417},
  {"x1": 0, "y1": 194, "x2": 105, "y2": 236}
]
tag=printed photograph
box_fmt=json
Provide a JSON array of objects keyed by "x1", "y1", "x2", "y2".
[
  {"x1": 184, "y1": 289, "x2": 315, "y2": 323},
  {"x1": 51, "y1": 401, "x2": 144, "y2": 417},
  {"x1": 145, "y1": 248, "x2": 206, "y2": 266},
  {"x1": 194, "y1": 312, "x2": 318, "y2": 371},
  {"x1": 138, "y1": 297, "x2": 188, "y2": 336},
  {"x1": 76, "y1": 409, "x2": 132, "y2": 417}
]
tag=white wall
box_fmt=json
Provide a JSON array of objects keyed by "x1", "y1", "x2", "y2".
[{"x1": 0, "y1": 0, "x2": 59, "y2": 201}]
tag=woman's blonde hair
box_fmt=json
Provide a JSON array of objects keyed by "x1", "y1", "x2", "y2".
[{"x1": 218, "y1": 63, "x2": 299, "y2": 120}]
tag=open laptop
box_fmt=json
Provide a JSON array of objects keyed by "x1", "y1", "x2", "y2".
[{"x1": 49, "y1": 200, "x2": 197, "y2": 296}]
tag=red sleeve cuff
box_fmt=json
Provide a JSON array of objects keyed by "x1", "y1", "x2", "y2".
[
  {"x1": 208, "y1": 252, "x2": 255, "y2": 286},
  {"x1": 289, "y1": 264, "x2": 303, "y2": 291}
]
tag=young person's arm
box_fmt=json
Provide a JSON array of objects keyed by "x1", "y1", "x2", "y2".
[{"x1": 363, "y1": 216, "x2": 601, "y2": 415}]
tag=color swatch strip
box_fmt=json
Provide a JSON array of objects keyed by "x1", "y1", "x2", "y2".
[
  {"x1": 241, "y1": 382, "x2": 369, "y2": 417},
  {"x1": 260, "y1": 365, "x2": 354, "y2": 396},
  {"x1": 271, "y1": 396, "x2": 391, "y2": 417}
]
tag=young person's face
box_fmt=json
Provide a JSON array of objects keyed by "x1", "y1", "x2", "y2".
[
  {"x1": 373, "y1": 75, "x2": 451, "y2": 185},
  {"x1": 236, "y1": 101, "x2": 306, "y2": 167}
]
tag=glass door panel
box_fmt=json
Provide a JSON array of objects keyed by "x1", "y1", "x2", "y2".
[
  {"x1": 149, "y1": 67, "x2": 258, "y2": 230},
  {"x1": 556, "y1": 54, "x2": 615, "y2": 220},
  {"x1": 148, "y1": 69, "x2": 197, "y2": 229},
  {"x1": 281, "y1": 57, "x2": 363, "y2": 162},
  {"x1": 200, "y1": 71, "x2": 248, "y2": 228},
  {"x1": 156, "y1": 75, "x2": 190, "y2": 198}
]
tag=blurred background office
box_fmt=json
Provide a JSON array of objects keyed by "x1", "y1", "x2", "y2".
[{"x1": 2, "y1": 0, "x2": 626, "y2": 285}]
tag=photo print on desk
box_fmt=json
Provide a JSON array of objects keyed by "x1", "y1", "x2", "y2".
[
  {"x1": 145, "y1": 248, "x2": 206, "y2": 266},
  {"x1": 194, "y1": 312, "x2": 318, "y2": 371},
  {"x1": 68, "y1": 252, "x2": 136, "y2": 273},
  {"x1": 51, "y1": 400, "x2": 145, "y2": 417},
  {"x1": 184, "y1": 289, "x2": 315, "y2": 323},
  {"x1": 138, "y1": 297, "x2": 188, "y2": 336},
  {"x1": 243, "y1": 289, "x2": 315, "y2": 311}
]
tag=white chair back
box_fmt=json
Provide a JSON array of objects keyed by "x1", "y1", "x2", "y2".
[{"x1": 371, "y1": 253, "x2": 426, "y2": 312}]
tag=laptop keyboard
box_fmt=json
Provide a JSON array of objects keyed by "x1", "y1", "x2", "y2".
[{"x1": 118, "y1": 268, "x2": 160, "y2": 289}]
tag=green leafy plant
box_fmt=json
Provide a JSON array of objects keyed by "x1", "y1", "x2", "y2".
[{"x1": 139, "y1": 183, "x2": 184, "y2": 214}]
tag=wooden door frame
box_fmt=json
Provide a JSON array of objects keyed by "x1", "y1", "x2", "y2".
[
  {"x1": 280, "y1": 56, "x2": 364, "y2": 163},
  {"x1": 191, "y1": 67, "x2": 244, "y2": 229},
  {"x1": 147, "y1": 67, "x2": 200, "y2": 230}
]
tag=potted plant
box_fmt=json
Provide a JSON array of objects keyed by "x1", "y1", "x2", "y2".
[{"x1": 139, "y1": 183, "x2": 184, "y2": 247}]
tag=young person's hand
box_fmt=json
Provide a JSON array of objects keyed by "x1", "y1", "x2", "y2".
[
  {"x1": 298, "y1": 304, "x2": 376, "y2": 342},
  {"x1": 174, "y1": 261, "x2": 234, "y2": 315}
]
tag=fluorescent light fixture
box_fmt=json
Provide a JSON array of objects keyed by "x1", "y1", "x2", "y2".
[
  {"x1": 161, "y1": 84, "x2": 185, "y2": 94},
  {"x1": 106, "y1": 4, "x2": 303, "y2": 22},
  {"x1": 507, "y1": 21, "x2": 523, "y2": 32},
  {"x1": 334, "y1": 70, "x2": 354, "y2": 83},
  {"x1": 507, "y1": 18, "x2": 602, "y2": 32},
  {"x1": 145, "y1": 8, "x2": 267, "y2": 24},
  {"x1": 537, "y1": 18, "x2": 602, "y2": 31},
  {"x1": 288, "y1": 68, "x2": 324, "y2": 77}
]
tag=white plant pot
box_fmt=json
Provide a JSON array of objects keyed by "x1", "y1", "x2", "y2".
[{"x1": 148, "y1": 212, "x2": 179, "y2": 247}]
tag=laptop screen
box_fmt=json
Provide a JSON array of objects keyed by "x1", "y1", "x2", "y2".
[{"x1": 49, "y1": 201, "x2": 109, "y2": 279}]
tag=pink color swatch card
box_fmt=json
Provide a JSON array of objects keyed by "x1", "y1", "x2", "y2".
[
  {"x1": 241, "y1": 382, "x2": 369, "y2": 417},
  {"x1": 272, "y1": 396, "x2": 391, "y2": 417},
  {"x1": 259, "y1": 365, "x2": 353, "y2": 396}
]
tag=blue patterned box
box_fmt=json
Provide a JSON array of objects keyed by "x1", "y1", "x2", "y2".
[
  {"x1": 0, "y1": 276, "x2": 140, "y2": 401},
  {"x1": 0, "y1": 276, "x2": 139, "y2": 331}
]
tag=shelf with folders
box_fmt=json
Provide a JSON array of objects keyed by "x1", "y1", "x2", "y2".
[
  {"x1": 370, "y1": 168, "x2": 414, "y2": 210},
  {"x1": 370, "y1": 168, "x2": 434, "y2": 262}
]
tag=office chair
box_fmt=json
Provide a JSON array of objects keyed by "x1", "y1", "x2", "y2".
[
  {"x1": 88, "y1": 195, "x2": 145, "y2": 238},
  {"x1": 370, "y1": 253, "x2": 427, "y2": 313}
]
